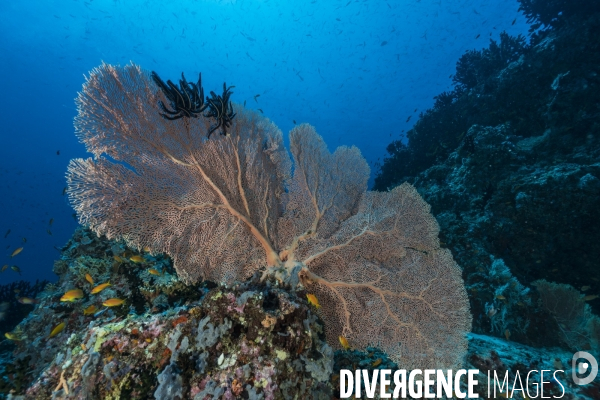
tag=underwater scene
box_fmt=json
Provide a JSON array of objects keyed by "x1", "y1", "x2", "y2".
[{"x1": 1, "y1": 0, "x2": 600, "y2": 398}]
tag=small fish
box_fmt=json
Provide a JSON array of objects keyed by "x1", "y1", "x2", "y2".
[
  {"x1": 475, "y1": 33, "x2": 480, "y2": 39},
  {"x1": 406, "y1": 116, "x2": 411, "y2": 122},
  {"x1": 85, "y1": 273, "x2": 94, "y2": 285},
  {"x1": 61, "y1": 289, "x2": 84, "y2": 302},
  {"x1": 129, "y1": 255, "x2": 145, "y2": 263},
  {"x1": 22, "y1": 237, "x2": 26, "y2": 243},
  {"x1": 91, "y1": 282, "x2": 111, "y2": 294},
  {"x1": 10, "y1": 247, "x2": 23, "y2": 257},
  {"x1": 495, "y1": 295, "x2": 506, "y2": 300},
  {"x1": 62, "y1": 187, "x2": 67, "y2": 196},
  {"x1": 145, "y1": 338, "x2": 152, "y2": 343},
  {"x1": 253, "y1": 94, "x2": 260, "y2": 102},
  {"x1": 148, "y1": 268, "x2": 161, "y2": 276},
  {"x1": 14, "y1": 289, "x2": 20, "y2": 293},
  {"x1": 56, "y1": 150, "x2": 60, "y2": 155},
  {"x1": 4, "y1": 332, "x2": 21, "y2": 341},
  {"x1": 143, "y1": 246, "x2": 151, "y2": 252},
  {"x1": 257, "y1": 108, "x2": 263, "y2": 114},
  {"x1": 504, "y1": 329, "x2": 511, "y2": 340},
  {"x1": 585, "y1": 295, "x2": 599, "y2": 301},
  {"x1": 49, "y1": 322, "x2": 66, "y2": 338},
  {"x1": 11, "y1": 266, "x2": 21, "y2": 275},
  {"x1": 306, "y1": 294, "x2": 320, "y2": 309},
  {"x1": 380, "y1": 40, "x2": 388, "y2": 46},
  {"x1": 4, "y1": 229, "x2": 10, "y2": 238},
  {"x1": 47, "y1": 229, "x2": 53, "y2": 236},
  {"x1": 339, "y1": 336, "x2": 350, "y2": 350},
  {"x1": 83, "y1": 304, "x2": 98, "y2": 315},
  {"x1": 17, "y1": 297, "x2": 39, "y2": 305},
  {"x1": 1, "y1": 265, "x2": 8, "y2": 273},
  {"x1": 512, "y1": 18, "x2": 516, "y2": 25},
  {"x1": 103, "y1": 298, "x2": 125, "y2": 307},
  {"x1": 372, "y1": 358, "x2": 382, "y2": 367},
  {"x1": 293, "y1": 120, "x2": 297, "y2": 124},
  {"x1": 93, "y1": 307, "x2": 109, "y2": 318},
  {"x1": 581, "y1": 286, "x2": 591, "y2": 292},
  {"x1": 113, "y1": 255, "x2": 123, "y2": 263}
]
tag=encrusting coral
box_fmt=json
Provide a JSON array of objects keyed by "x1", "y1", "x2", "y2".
[
  {"x1": 3, "y1": 228, "x2": 336, "y2": 399},
  {"x1": 66, "y1": 62, "x2": 471, "y2": 371}
]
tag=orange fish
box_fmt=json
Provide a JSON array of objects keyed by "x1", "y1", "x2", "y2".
[
  {"x1": 103, "y1": 298, "x2": 125, "y2": 307},
  {"x1": 49, "y1": 322, "x2": 66, "y2": 338},
  {"x1": 83, "y1": 305, "x2": 98, "y2": 315},
  {"x1": 306, "y1": 294, "x2": 320, "y2": 309},
  {"x1": 91, "y1": 282, "x2": 111, "y2": 294},
  {"x1": 148, "y1": 269, "x2": 161, "y2": 276},
  {"x1": 60, "y1": 289, "x2": 84, "y2": 302},
  {"x1": 85, "y1": 273, "x2": 94, "y2": 285},
  {"x1": 129, "y1": 255, "x2": 145, "y2": 263},
  {"x1": 339, "y1": 336, "x2": 350, "y2": 350},
  {"x1": 10, "y1": 247, "x2": 23, "y2": 257}
]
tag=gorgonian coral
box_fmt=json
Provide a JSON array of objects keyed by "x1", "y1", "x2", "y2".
[{"x1": 67, "y1": 63, "x2": 471, "y2": 369}]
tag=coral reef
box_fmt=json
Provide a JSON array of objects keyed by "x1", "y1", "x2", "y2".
[
  {"x1": 1, "y1": 228, "x2": 335, "y2": 399},
  {"x1": 65, "y1": 63, "x2": 471, "y2": 369},
  {"x1": 374, "y1": 0, "x2": 600, "y2": 350},
  {"x1": 375, "y1": 8, "x2": 600, "y2": 191},
  {"x1": 0, "y1": 280, "x2": 49, "y2": 336}
]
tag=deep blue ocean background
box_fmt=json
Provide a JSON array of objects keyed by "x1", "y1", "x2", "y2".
[{"x1": 0, "y1": 0, "x2": 529, "y2": 286}]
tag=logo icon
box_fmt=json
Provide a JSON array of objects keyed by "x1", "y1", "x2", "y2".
[{"x1": 572, "y1": 351, "x2": 598, "y2": 385}]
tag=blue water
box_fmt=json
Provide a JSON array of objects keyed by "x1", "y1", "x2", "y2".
[{"x1": 0, "y1": 0, "x2": 529, "y2": 285}]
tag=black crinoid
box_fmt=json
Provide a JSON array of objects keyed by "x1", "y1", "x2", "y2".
[
  {"x1": 204, "y1": 83, "x2": 236, "y2": 138},
  {"x1": 151, "y1": 71, "x2": 206, "y2": 120}
]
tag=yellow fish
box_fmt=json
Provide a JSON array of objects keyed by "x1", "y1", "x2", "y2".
[
  {"x1": 83, "y1": 305, "x2": 98, "y2": 315},
  {"x1": 10, "y1": 247, "x2": 23, "y2": 258},
  {"x1": 103, "y1": 298, "x2": 125, "y2": 307},
  {"x1": 113, "y1": 255, "x2": 123, "y2": 263},
  {"x1": 148, "y1": 269, "x2": 161, "y2": 276},
  {"x1": 85, "y1": 273, "x2": 94, "y2": 285},
  {"x1": 91, "y1": 283, "x2": 111, "y2": 294},
  {"x1": 306, "y1": 294, "x2": 320, "y2": 309},
  {"x1": 495, "y1": 295, "x2": 506, "y2": 300},
  {"x1": 17, "y1": 297, "x2": 39, "y2": 305},
  {"x1": 1, "y1": 265, "x2": 8, "y2": 273},
  {"x1": 504, "y1": 329, "x2": 511, "y2": 340},
  {"x1": 339, "y1": 336, "x2": 350, "y2": 350},
  {"x1": 11, "y1": 266, "x2": 21, "y2": 275},
  {"x1": 49, "y1": 322, "x2": 66, "y2": 338},
  {"x1": 60, "y1": 289, "x2": 84, "y2": 302},
  {"x1": 585, "y1": 295, "x2": 599, "y2": 301},
  {"x1": 372, "y1": 358, "x2": 382, "y2": 367},
  {"x1": 143, "y1": 246, "x2": 151, "y2": 252},
  {"x1": 4, "y1": 332, "x2": 21, "y2": 341},
  {"x1": 129, "y1": 255, "x2": 145, "y2": 263},
  {"x1": 581, "y1": 286, "x2": 591, "y2": 292}
]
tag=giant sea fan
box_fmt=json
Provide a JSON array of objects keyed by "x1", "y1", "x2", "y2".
[{"x1": 67, "y1": 63, "x2": 471, "y2": 370}]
